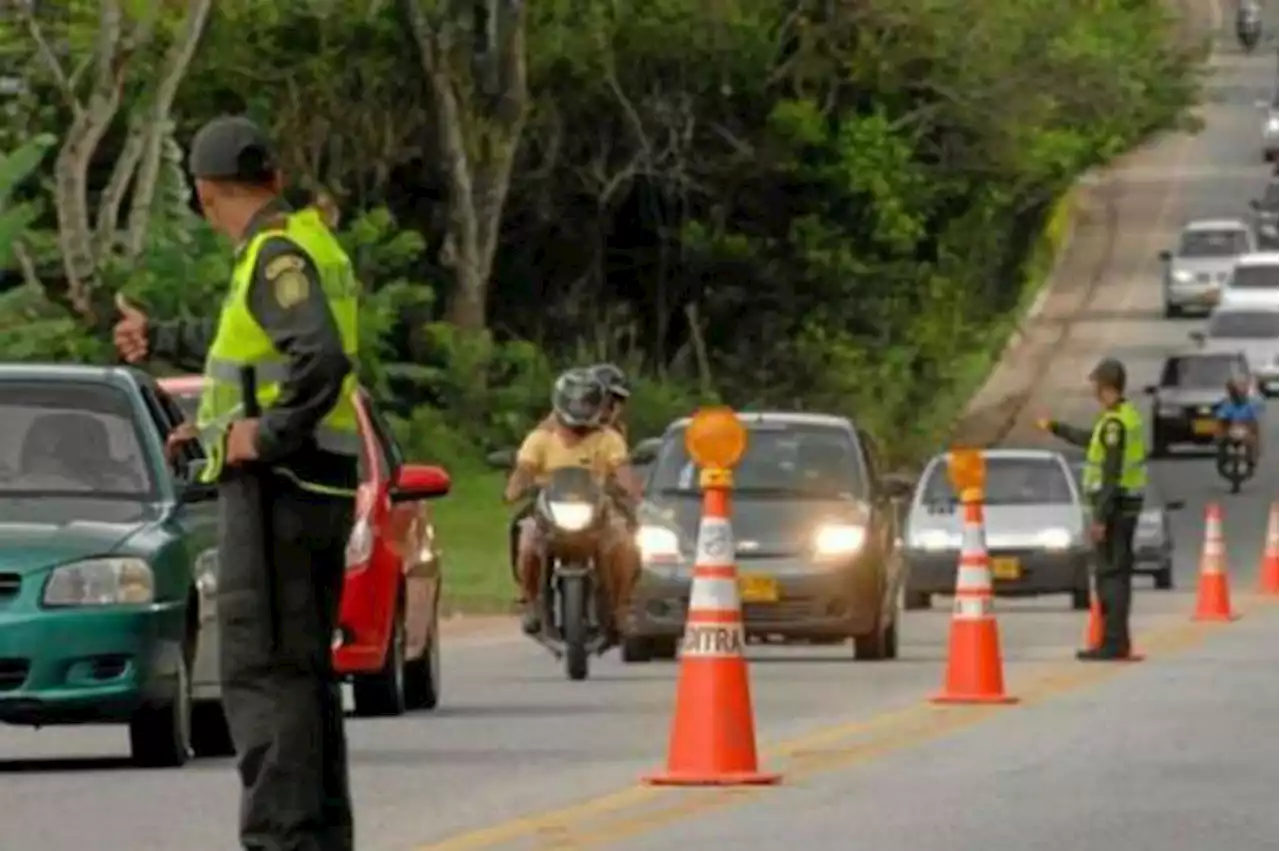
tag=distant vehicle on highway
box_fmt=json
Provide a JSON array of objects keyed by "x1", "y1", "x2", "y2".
[
  {"x1": 902, "y1": 448, "x2": 1091, "y2": 611},
  {"x1": 1218, "y1": 251, "x2": 1279, "y2": 310},
  {"x1": 1145, "y1": 351, "x2": 1255, "y2": 456},
  {"x1": 1190, "y1": 305, "x2": 1280, "y2": 395},
  {"x1": 1063, "y1": 452, "x2": 1184, "y2": 590},
  {"x1": 0, "y1": 365, "x2": 229, "y2": 767},
  {"x1": 1248, "y1": 178, "x2": 1277, "y2": 248},
  {"x1": 160, "y1": 376, "x2": 452, "y2": 717},
  {"x1": 627, "y1": 412, "x2": 911, "y2": 662},
  {"x1": 1262, "y1": 96, "x2": 1278, "y2": 162},
  {"x1": 1159, "y1": 219, "x2": 1254, "y2": 317}
]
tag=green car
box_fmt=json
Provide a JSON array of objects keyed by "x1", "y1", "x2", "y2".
[{"x1": 0, "y1": 364, "x2": 230, "y2": 766}]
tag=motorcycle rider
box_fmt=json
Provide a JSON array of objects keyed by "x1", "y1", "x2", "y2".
[
  {"x1": 1237, "y1": 0, "x2": 1262, "y2": 45},
  {"x1": 504, "y1": 369, "x2": 642, "y2": 636},
  {"x1": 590, "y1": 362, "x2": 631, "y2": 440},
  {"x1": 1214, "y1": 375, "x2": 1263, "y2": 461}
]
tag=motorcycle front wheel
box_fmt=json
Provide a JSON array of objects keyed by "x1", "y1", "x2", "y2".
[{"x1": 560, "y1": 574, "x2": 590, "y2": 681}]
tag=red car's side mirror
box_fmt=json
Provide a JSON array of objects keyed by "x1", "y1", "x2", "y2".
[{"x1": 390, "y1": 464, "x2": 452, "y2": 503}]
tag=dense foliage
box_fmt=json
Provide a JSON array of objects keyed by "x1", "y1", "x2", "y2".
[{"x1": 0, "y1": 0, "x2": 1203, "y2": 467}]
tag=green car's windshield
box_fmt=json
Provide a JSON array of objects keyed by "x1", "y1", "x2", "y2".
[
  {"x1": 921, "y1": 456, "x2": 1074, "y2": 506},
  {"x1": 0, "y1": 382, "x2": 157, "y2": 501},
  {"x1": 650, "y1": 422, "x2": 866, "y2": 500}
]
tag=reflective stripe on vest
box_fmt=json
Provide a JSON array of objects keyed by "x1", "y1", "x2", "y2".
[
  {"x1": 1081, "y1": 400, "x2": 1148, "y2": 495},
  {"x1": 197, "y1": 207, "x2": 360, "y2": 493}
]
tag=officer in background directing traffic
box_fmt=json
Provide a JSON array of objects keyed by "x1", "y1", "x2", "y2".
[
  {"x1": 113, "y1": 116, "x2": 359, "y2": 851},
  {"x1": 1037, "y1": 357, "x2": 1148, "y2": 661}
]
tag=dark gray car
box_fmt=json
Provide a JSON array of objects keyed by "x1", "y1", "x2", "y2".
[
  {"x1": 625, "y1": 412, "x2": 910, "y2": 662},
  {"x1": 1145, "y1": 351, "x2": 1252, "y2": 455}
]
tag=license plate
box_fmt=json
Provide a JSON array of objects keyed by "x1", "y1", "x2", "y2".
[
  {"x1": 739, "y1": 575, "x2": 779, "y2": 603},
  {"x1": 990, "y1": 557, "x2": 1021, "y2": 580},
  {"x1": 1192, "y1": 418, "x2": 1217, "y2": 436}
]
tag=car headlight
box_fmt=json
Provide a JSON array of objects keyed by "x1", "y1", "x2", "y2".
[
  {"x1": 813, "y1": 524, "x2": 866, "y2": 558},
  {"x1": 636, "y1": 525, "x2": 680, "y2": 563},
  {"x1": 1267, "y1": 117, "x2": 1279, "y2": 133},
  {"x1": 43, "y1": 558, "x2": 154, "y2": 607},
  {"x1": 1171, "y1": 270, "x2": 1193, "y2": 283},
  {"x1": 1037, "y1": 528, "x2": 1073, "y2": 551},
  {"x1": 912, "y1": 529, "x2": 960, "y2": 551},
  {"x1": 548, "y1": 501, "x2": 596, "y2": 532}
]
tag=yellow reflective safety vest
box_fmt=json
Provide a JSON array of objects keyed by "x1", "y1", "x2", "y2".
[
  {"x1": 1080, "y1": 400, "x2": 1148, "y2": 497},
  {"x1": 197, "y1": 207, "x2": 360, "y2": 495}
]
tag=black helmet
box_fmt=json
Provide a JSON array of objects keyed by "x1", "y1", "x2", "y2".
[
  {"x1": 1089, "y1": 357, "x2": 1127, "y2": 393},
  {"x1": 552, "y1": 369, "x2": 607, "y2": 428},
  {"x1": 590, "y1": 362, "x2": 630, "y2": 400}
]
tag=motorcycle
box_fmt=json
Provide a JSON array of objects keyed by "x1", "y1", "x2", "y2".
[
  {"x1": 1237, "y1": 11, "x2": 1262, "y2": 52},
  {"x1": 499, "y1": 465, "x2": 614, "y2": 680},
  {"x1": 1216, "y1": 423, "x2": 1256, "y2": 493}
]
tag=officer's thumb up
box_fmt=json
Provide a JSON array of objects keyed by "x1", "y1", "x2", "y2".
[{"x1": 115, "y1": 292, "x2": 144, "y2": 320}]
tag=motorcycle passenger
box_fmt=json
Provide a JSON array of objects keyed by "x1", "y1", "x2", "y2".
[
  {"x1": 504, "y1": 369, "x2": 642, "y2": 636},
  {"x1": 1214, "y1": 375, "x2": 1263, "y2": 460},
  {"x1": 590, "y1": 362, "x2": 631, "y2": 440}
]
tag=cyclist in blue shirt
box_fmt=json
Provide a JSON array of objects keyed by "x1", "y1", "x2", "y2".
[{"x1": 1214, "y1": 375, "x2": 1263, "y2": 459}]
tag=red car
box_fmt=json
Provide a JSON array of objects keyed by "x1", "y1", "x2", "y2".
[{"x1": 158, "y1": 376, "x2": 450, "y2": 717}]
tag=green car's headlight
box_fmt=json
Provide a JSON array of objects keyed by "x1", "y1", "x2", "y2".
[{"x1": 43, "y1": 557, "x2": 154, "y2": 607}]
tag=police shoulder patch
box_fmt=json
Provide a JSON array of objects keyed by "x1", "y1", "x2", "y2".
[
  {"x1": 263, "y1": 252, "x2": 306, "y2": 281},
  {"x1": 271, "y1": 268, "x2": 310, "y2": 309},
  {"x1": 1101, "y1": 419, "x2": 1123, "y2": 447}
]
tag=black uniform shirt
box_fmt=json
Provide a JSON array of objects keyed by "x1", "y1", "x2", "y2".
[{"x1": 149, "y1": 198, "x2": 356, "y2": 485}]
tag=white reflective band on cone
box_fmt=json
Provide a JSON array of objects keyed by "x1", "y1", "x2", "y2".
[
  {"x1": 694, "y1": 517, "x2": 735, "y2": 567},
  {"x1": 955, "y1": 564, "x2": 992, "y2": 591},
  {"x1": 952, "y1": 595, "x2": 993, "y2": 619},
  {"x1": 680, "y1": 621, "x2": 745, "y2": 658},
  {"x1": 688, "y1": 576, "x2": 741, "y2": 612}
]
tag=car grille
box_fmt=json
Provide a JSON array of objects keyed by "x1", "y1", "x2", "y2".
[
  {"x1": 0, "y1": 573, "x2": 19, "y2": 602},
  {"x1": 0, "y1": 659, "x2": 29, "y2": 692}
]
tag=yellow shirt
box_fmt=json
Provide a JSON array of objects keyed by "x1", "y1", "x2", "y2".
[{"x1": 516, "y1": 428, "x2": 628, "y2": 485}]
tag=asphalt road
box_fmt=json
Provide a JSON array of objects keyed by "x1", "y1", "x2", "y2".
[{"x1": 1, "y1": 14, "x2": 1277, "y2": 851}]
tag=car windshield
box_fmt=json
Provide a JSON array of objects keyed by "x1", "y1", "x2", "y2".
[
  {"x1": 1179, "y1": 228, "x2": 1250, "y2": 257},
  {"x1": 650, "y1": 422, "x2": 865, "y2": 499},
  {"x1": 0, "y1": 382, "x2": 155, "y2": 500},
  {"x1": 1161, "y1": 354, "x2": 1244, "y2": 388},
  {"x1": 1207, "y1": 310, "x2": 1280, "y2": 339},
  {"x1": 1230, "y1": 263, "x2": 1278, "y2": 289},
  {"x1": 920, "y1": 456, "x2": 1073, "y2": 506}
]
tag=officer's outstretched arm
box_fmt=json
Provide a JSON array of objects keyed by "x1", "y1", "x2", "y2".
[
  {"x1": 245, "y1": 237, "x2": 351, "y2": 463},
  {"x1": 1047, "y1": 421, "x2": 1094, "y2": 448},
  {"x1": 148, "y1": 319, "x2": 217, "y2": 373}
]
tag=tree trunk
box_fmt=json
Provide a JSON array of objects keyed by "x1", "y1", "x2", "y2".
[{"x1": 403, "y1": 0, "x2": 528, "y2": 332}]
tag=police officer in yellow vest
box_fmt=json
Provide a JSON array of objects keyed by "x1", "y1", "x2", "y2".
[
  {"x1": 112, "y1": 116, "x2": 358, "y2": 851},
  {"x1": 1037, "y1": 357, "x2": 1148, "y2": 661}
]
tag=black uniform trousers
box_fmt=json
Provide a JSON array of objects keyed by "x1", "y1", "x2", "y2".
[
  {"x1": 218, "y1": 472, "x2": 355, "y2": 851},
  {"x1": 1095, "y1": 509, "x2": 1140, "y2": 654}
]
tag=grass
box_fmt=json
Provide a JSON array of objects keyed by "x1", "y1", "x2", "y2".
[{"x1": 434, "y1": 469, "x2": 520, "y2": 614}]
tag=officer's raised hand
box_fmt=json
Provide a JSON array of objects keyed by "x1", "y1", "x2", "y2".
[{"x1": 112, "y1": 294, "x2": 150, "y2": 363}]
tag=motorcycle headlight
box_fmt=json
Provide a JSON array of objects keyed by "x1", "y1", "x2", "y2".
[
  {"x1": 548, "y1": 501, "x2": 595, "y2": 532},
  {"x1": 1267, "y1": 117, "x2": 1278, "y2": 133},
  {"x1": 813, "y1": 524, "x2": 867, "y2": 558},
  {"x1": 43, "y1": 558, "x2": 154, "y2": 607},
  {"x1": 1037, "y1": 528, "x2": 1073, "y2": 551},
  {"x1": 636, "y1": 525, "x2": 681, "y2": 563},
  {"x1": 911, "y1": 529, "x2": 960, "y2": 552}
]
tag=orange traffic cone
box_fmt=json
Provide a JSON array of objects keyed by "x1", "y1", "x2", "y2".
[
  {"x1": 1192, "y1": 503, "x2": 1240, "y2": 622},
  {"x1": 1082, "y1": 574, "x2": 1144, "y2": 661},
  {"x1": 931, "y1": 495, "x2": 1018, "y2": 704},
  {"x1": 642, "y1": 479, "x2": 781, "y2": 786},
  {"x1": 1255, "y1": 502, "x2": 1278, "y2": 596}
]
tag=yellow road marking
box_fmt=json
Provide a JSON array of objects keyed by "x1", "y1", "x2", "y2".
[{"x1": 417, "y1": 604, "x2": 1257, "y2": 851}]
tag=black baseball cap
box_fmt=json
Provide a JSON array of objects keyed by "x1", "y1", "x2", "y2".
[{"x1": 188, "y1": 116, "x2": 276, "y2": 181}]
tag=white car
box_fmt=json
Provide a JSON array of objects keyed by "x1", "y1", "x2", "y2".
[
  {"x1": 1191, "y1": 305, "x2": 1280, "y2": 395},
  {"x1": 1218, "y1": 251, "x2": 1279, "y2": 310},
  {"x1": 1159, "y1": 219, "x2": 1255, "y2": 317},
  {"x1": 1264, "y1": 101, "x2": 1278, "y2": 163}
]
